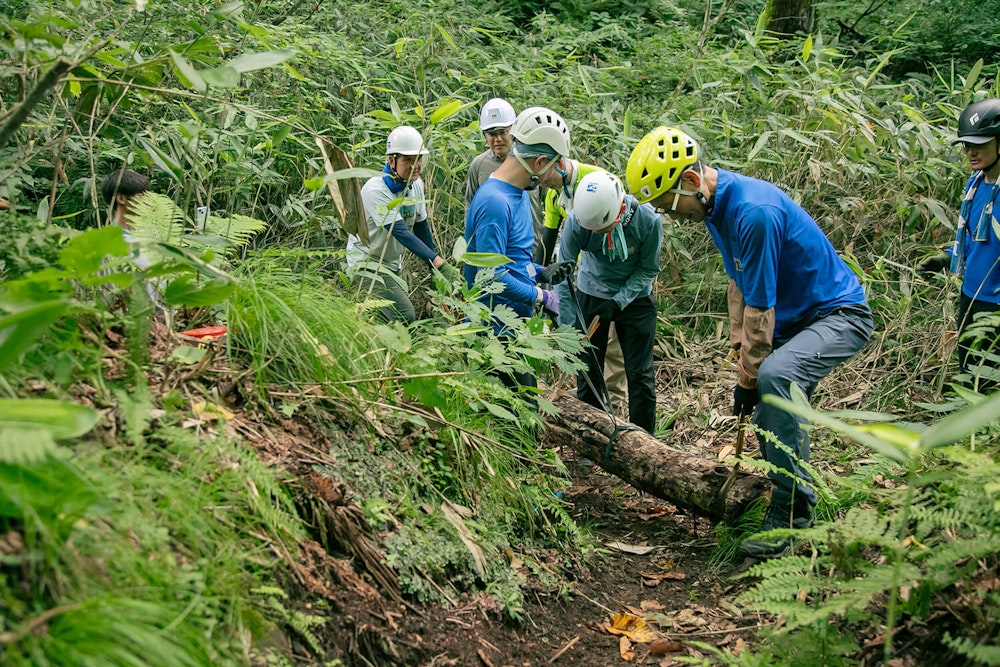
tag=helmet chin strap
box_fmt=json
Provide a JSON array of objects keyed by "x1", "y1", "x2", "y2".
[
  {"x1": 512, "y1": 152, "x2": 560, "y2": 191},
  {"x1": 665, "y1": 166, "x2": 712, "y2": 216},
  {"x1": 557, "y1": 160, "x2": 572, "y2": 198}
]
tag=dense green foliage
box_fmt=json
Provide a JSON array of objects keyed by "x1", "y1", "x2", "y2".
[{"x1": 2, "y1": 0, "x2": 1000, "y2": 664}]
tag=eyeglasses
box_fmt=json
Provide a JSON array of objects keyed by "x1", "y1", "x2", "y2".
[
  {"x1": 961, "y1": 140, "x2": 996, "y2": 151},
  {"x1": 484, "y1": 127, "x2": 511, "y2": 137}
]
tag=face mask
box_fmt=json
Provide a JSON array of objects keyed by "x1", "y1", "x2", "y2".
[{"x1": 603, "y1": 223, "x2": 628, "y2": 262}]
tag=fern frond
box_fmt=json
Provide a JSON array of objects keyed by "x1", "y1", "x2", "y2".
[
  {"x1": 0, "y1": 427, "x2": 58, "y2": 463},
  {"x1": 127, "y1": 192, "x2": 188, "y2": 245},
  {"x1": 943, "y1": 631, "x2": 1000, "y2": 666},
  {"x1": 204, "y1": 214, "x2": 267, "y2": 252}
]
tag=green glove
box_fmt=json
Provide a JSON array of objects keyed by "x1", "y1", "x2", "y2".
[{"x1": 437, "y1": 262, "x2": 461, "y2": 283}]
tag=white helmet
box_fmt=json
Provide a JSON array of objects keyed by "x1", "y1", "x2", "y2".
[
  {"x1": 574, "y1": 171, "x2": 625, "y2": 231},
  {"x1": 510, "y1": 106, "x2": 570, "y2": 157},
  {"x1": 480, "y1": 98, "x2": 516, "y2": 132},
  {"x1": 386, "y1": 126, "x2": 429, "y2": 156}
]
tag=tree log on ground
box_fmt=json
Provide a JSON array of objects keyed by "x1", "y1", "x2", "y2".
[{"x1": 542, "y1": 393, "x2": 771, "y2": 523}]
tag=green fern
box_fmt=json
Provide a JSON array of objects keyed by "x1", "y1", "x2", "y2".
[
  {"x1": 126, "y1": 192, "x2": 188, "y2": 245},
  {"x1": 204, "y1": 214, "x2": 268, "y2": 253},
  {"x1": 943, "y1": 631, "x2": 1000, "y2": 666}
]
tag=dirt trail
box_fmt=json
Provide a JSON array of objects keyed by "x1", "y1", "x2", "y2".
[{"x1": 352, "y1": 456, "x2": 764, "y2": 667}]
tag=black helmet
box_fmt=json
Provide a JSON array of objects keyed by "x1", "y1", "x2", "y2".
[{"x1": 954, "y1": 98, "x2": 1000, "y2": 145}]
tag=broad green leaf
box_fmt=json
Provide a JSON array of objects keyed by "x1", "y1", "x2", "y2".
[
  {"x1": 433, "y1": 23, "x2": 457, "y2": 49},
  {"x1": 746, "y1": 131, "x2": 772, "y2": 162},
  {"x1": 483, "y1": 401, "x2": 518, "y2": 422},
  {"x1": 200, "y1": 65, "x2": 240, "y2": 88},
  {"x1": 801, "y1": 34, "x2": 813, "y2": 62},
  {"x1": 965, "y1": 59, "x2": 984, "y2": 91},
  {"x1": 445, "y1": 324, "x2": 489, "y2": 336},
  {"x1": 59, "y1": 226, "x2": 129, "y2": 280},
  {"x1": 211, "y1": 1, "x2": 244, "y2": 19},
  {"x1": 452, "y1": 236, "x2": 468, "y2": 262},
  {"x1": 778, "y1": 128, "x2": 817, "y2": 147},
  {"x1": 169, "y1": 345, "x2": 207, "y2": 365},
  {"x1": 403, "y1": 376, "x2": 448, "y2": 410},
  {"x1": 36, "y1": 196, "x2": 49, "y2": 222},
  {"x1": 304, "y1": 176, "x2": 324, "y2": 192},
  {"x1": 163, "y1": 275, "x2": 236, "y2": 307},
  {"x1": 0, "y1": 398, "x2": 99, "y2": 439},
  {"x1": 169, "y1": 49, "x2": 207, "y2": 92},
  {"x1": 227, "y1": 48, "x2": 297, "y2": 73},
  {"x1": 461, "y1": 251, "x2": 512, "y2": 268},
  {"x1": 764, "y1": 387, "x2": 909, "y2": 462},
  {"x1": 152, "y1": 243, "x2": 235, "y2": 281},
  {"x1": 855, "y1": 423, "x2": 921, "y2": 451},
  {"x1": 368, "y1": 110, "x2": 399, "y2": 124},
  {"x1": 138, "y1": 137, "x2": 184, "y2": 182},
  {"x1": 920, "y1": 389, "x2": 1000, "y2": 450},
  {"x1": 0, "y1": 300, "x2": 69, "y2": 371},
  {"x1": 270, "y1": 123, "x2": 291, "y2": 148},
  {"x1": 430, "y1": 99, "x2": 463, "y2": 124}
]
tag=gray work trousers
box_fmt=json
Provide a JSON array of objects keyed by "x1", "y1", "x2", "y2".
[{"x1": 755, "y1": 303, "x2": 873, "y2": 510}]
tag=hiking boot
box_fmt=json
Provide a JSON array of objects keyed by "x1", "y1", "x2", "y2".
[
  {"x1": 792, "y1": 500, "x2": 814, "y2": 529},
  {"x1": 739, "y1": 501, "x2": 805, "y2": 560}
]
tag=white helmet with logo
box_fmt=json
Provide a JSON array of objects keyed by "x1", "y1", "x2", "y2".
[
  {"x1": 386, "y1": 126, "x2": 429, "y2": 156},
  {"x1": 480, "y1": 98, "x2": 516, "y2": 132},
  {"x1": 510, "y1": 106, "x2": 570, "y2": 157},
  {"x1": 574, "y1": 170, "x2": 625, "y2": 231}
]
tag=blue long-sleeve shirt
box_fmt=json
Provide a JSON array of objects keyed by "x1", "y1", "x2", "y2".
[
  {"x1": 464, "y1": 177, "x2": 540, "y2": 318},
  {"x1": 705, "y1": 169, "x2": 866, "y2": 340},
  {"x1": 950, "y1": 173, "x2": 1000, "y2": 304}
]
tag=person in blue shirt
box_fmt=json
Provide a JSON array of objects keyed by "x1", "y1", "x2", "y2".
[
  {"x1": 464, "y1": 106, "x2": 574, "y2": 390},
  {"x1": 920, "y1": 98, "x2": 1000, "y2": 390},
  {"x1": 557, "y1": 171, "x2": 662, "y2": 433},
  {"x1": 346, "y1": 126, "x2": 460, "y2": 323},
  {"x1": 626, "y1": 126, "x2": 873, "y2": 559}
]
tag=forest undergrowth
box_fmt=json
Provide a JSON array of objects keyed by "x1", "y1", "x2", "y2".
[{"x1": 2, "y1": 0, "x2": 1000, "y2": 664}]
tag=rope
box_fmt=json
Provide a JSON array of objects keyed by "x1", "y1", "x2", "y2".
[{"x1": 564, "y1": 275, "x2": 637, "y2": 466}]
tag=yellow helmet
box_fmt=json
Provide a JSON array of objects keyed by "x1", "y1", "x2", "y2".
[{"x1": 625, "y1": 127, "x2": 699, "y2": 204}]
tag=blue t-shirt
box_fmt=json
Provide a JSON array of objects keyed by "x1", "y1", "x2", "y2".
[
  {"x1": 956, "y1": 175, "x2": 1000, "y2": 304},
  {"x1": 705, "y1": 169, "x2": 866, "y2": 339},
  {"x1": 464, "y1": 177, "x2": 540, "y2": 318},
  {"x1": 559, "y1": 196, "x2": 662, "y2": 310}
]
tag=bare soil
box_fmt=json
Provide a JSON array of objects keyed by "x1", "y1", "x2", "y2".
[{"x1": 277, "y1": 456, "x2": 764, "y2": 667}]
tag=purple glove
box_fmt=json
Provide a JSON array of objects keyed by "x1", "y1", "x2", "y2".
[{"x1": 540, "y1": 289, "x2": 560, "y2": 319}]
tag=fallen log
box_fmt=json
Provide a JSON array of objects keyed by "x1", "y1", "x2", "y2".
[{"x1": 542, "y1": 393, "x2": 771, "y2": 523}]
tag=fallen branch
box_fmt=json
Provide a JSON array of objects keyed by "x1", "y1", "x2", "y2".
[
  {"x1": 0, "y1": 57, "x2": 73, "y2": 147},
  {"x1": 548, "y1": 635, "x2": 580, "y2": 663},
  {"x1": 542, "y1": 393, "x2": 770, "y2": 522}
]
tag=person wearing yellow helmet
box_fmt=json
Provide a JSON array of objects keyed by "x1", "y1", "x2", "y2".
[{"x1": 626, "y1": 126, "x2": 873, "y2": 559}]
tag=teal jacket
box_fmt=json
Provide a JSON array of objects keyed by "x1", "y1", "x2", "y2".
[{"x1": 558, "y1": 195, "x2": 662, "y2": 309}]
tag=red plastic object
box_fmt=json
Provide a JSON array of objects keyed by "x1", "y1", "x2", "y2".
[{"x1": 178, "y1": 325, "x2": 227, "y2": 342}]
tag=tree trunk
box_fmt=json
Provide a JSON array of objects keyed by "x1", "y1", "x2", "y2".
[
  {"x1": 762, "y1": 0, "x2": 813, "y2": 35},
  {"x1": 543, "y1": 394, "x2": 771, "y2": 523}
]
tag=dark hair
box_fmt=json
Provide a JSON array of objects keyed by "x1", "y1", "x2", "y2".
[{"x1": 100, "y1": 169, "x2": 149, "y2": 205}]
